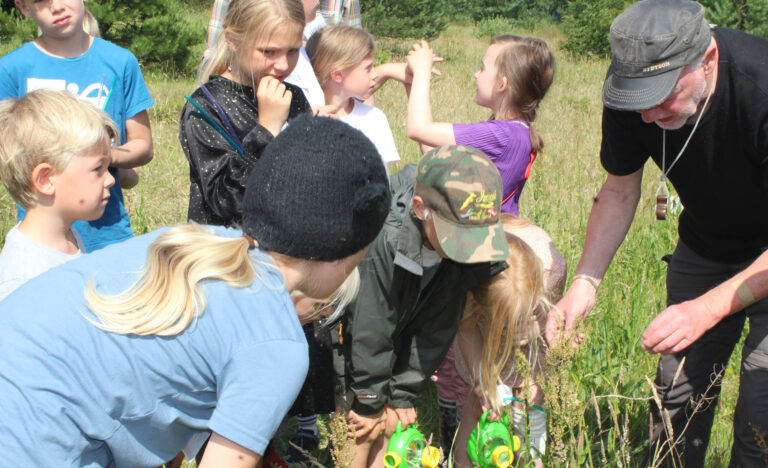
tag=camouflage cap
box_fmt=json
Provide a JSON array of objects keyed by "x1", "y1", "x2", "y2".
[{"x1": 414, "y1": 145, "x2": 509, "y2": 263}]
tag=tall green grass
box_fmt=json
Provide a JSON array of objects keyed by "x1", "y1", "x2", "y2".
[{"x1": 0, "y1": 18, "x2": 744, "y2": 467}]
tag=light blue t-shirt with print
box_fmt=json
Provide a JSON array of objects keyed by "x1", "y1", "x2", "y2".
[
  {"x1": 0, "y1": 38, "x2": 155, "y2": 252},
  {"x1": 0, "y1": 226, "x2": 308, "y2": 467}
]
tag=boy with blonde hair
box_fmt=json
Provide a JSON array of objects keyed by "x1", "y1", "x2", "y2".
[{"x1": 0, "y1": 89, "x2": 117, "y2": 301}]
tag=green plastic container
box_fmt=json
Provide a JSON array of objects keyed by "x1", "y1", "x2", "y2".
[
  {"x1": 467, "y1": 410, "x2": 521, "y2": 468},
  {"x1": 383, "y1": 421, "x2": 441, "y2": 468}
]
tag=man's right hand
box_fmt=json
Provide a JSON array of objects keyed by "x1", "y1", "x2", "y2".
[{"x1": 546, "y1": 278, "x2": 595, "y2": 346}]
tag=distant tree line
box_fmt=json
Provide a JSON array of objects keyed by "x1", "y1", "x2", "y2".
[{"x1": 2, "y1": 0, "x2": 766, "y2": 70}]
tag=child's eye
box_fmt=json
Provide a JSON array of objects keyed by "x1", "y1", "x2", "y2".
[
  {"x1": 289, "y1": 48, "x2": 300, "y2": 55},
  {"x1": 261, "y1": 49, "x2": 275, "y2": 57}
]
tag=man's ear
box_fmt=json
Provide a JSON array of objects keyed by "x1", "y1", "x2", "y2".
[
  {"x1": 703, "y1": 42, "x2": 718, "y2": 75},
  {"x1": 31, "y1": 163, "x2": 56, "y2": 197},
  {"x1": 14, "y1": 0, "x2": 32, "y2": 19},
  {"x1": 412, "y1": 195, "x2": 426, "y2": 221}
]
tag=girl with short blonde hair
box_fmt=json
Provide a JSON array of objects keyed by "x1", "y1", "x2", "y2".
[{"x1": 306, "y1": 24, "x2": 400, "y2": 167}]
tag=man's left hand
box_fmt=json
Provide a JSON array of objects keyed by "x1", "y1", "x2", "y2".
[{"x1": 641, "y1": 299, "x2": 719, "y2": 354}]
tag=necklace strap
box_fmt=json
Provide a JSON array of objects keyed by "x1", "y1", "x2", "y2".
[{"x1": 660, "y1": 67, "x2": 717, "y2": 181}]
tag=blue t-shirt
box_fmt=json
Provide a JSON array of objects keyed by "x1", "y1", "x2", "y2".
[
  {"x1": 0, "y1": 38, "x2": 155, "y2": 252},
  {"x1": 0, "y1": 226, "x2": 308, "y2": 467}
]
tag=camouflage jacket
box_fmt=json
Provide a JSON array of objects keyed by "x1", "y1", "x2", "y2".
[{"x1": 336, "y1": 165, "x2": 507, "y2": 415}]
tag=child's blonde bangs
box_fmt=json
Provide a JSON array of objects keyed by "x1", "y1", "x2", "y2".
[
  {"x1": 199, "y1": 0, "x2": 305, "y2": 83},
  {"x1": 0, "y1": 89, "x2": 118, "y2": 209}
]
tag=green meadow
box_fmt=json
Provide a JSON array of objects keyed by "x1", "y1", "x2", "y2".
[{"x1": 0, "y1": 9, "x2": 745, "y2": 467}]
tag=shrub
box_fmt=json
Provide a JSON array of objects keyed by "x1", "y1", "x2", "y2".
[
  {"x1": 701, "y1": 0, "x2": 768, "y2": 38},
  {"x1": 360, "y1": 0, "x2": 447, "y2": 39},
  {"x1": 473, "y1": 17, "x2": 513, "y2": 39},
  {"x1": 87, "y1": 0, "x2": 199, "y2": 72},
  {"x1": 561, "y1": 0, "x2": 768, "y2": 58},
  {"x1": 0, "y1": 7, "x2": 37, "y2": 50},
  {"x1": 458, "y1": 0, "x2": 566, "y2": 23},
  {"x1": 560, "y1": 0, "x2": 633, "y2": 58}
]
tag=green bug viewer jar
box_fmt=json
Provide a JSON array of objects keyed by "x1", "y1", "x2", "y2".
[
  {"x1": 382, "y1": 421, "x2": 441, "y2": 468},
  {"x1": 467, "y1": 410, "x2": 521, "y2": 468}
]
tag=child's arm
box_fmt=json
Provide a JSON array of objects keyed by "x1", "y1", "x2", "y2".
[
  {"x1": 406, "y1": 41, "x2": 456, "y2": 148},
  {"x1": 373, "y1": 59, "x2": 442, "y2": 93},
  {"x1": 117, "y1": 168, "x2": 139, "y2": 189},
  {"x1": 110, "y1": 110, "x2": 154, "y2": 169},
  {"x1": 198, "y1": 432, "x2": 260, "y2": 468}
]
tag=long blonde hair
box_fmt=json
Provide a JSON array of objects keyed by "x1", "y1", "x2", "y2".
[
  {"x1": 86, "y1": 224, "x2": 270, "y2": 336},
  {"x1": 199, "y1": 0, "x2": 305, "y2": 83},
  {"x1": 305, "y1": 24, "x2": 375, "y2": 88},
  {"x1": 86, "y1": 224, "x2": 362, "y2": 336},
  {"x1": 465, "y1": 225, "x2": 548, "y2": 413},
  {"x1": 82, "y1": 2, "x2": 100, "y2": 37},
  {"x1": 491, "y1": 35, "x2": 555, "y2": 154}
]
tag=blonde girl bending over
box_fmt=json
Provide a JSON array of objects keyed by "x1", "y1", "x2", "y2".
[
  {"x1": 0, "y1": 115, "x2": 390, "y2": 468},
  {"x1": 435, "y1": 214, "x2": 566, "y2": 467}
]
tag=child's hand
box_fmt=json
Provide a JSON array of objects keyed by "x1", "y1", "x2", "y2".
[
  {"x1": 383, "y1": 406, "x2": 400, "y2": 436},
  {"x1": 117, "y1": 168, "x2": 139, "y2": 189},
  {"x1": 473, "y1": 386, "x2": 493, "y2": 414},
  {"x1": 392, "y1": 406, "x2": 417, "y2": 427},
  {"x1": 406, "y1": 40, "x2": 438, "y2": 76},
  {"x1": 347, "y1": 409, "x2": 385, "y2": 441},
  {"x1": 312, "y1": 103, "x2": 344, "y2": 118},
  {"x1": 257, "y1": 76, "x2": 292, "y2": 137}
]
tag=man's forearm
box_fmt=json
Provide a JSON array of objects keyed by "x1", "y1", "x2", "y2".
[
  {"x1": 575, "y1": 171, "x2": 642, "y2": 282},
  {"x1": 697, "y1": 250, "x2": 768, "y2": 320}
]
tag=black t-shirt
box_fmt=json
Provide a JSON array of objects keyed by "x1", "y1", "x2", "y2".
[{"x1": 600, "y1": 28, "x2": 768, "y2": 262}]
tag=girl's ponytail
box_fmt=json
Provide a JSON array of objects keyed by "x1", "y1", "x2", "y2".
[
  {"x1": 82, "y1": 5, "x2": 101, "y2": 37},
  {"x1": 492, "y1": 35, "x2": 555, "y2": 154},
  {"x1": 85, "y1": 224, "x2": 269, "y2": 336}
]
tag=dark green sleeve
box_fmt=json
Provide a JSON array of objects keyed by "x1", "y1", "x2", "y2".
[
  {"x1": 387, "y1": 296, "x2": 466, "y2": 408},
  {"x1": 345, "y1": 230, "x2": 399, "y2": 415}
]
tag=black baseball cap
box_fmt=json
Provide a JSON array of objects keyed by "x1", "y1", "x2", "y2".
[{"x1": 602, "y1": 0, "x2": 712, "y2": 111}]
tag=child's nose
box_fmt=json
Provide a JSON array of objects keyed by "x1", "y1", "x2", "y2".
[
  {"x1": 105, "y1": 170, "x2": 115, "y2": 189},
  {"x1": 49, "y1": 0, "x2": 64, "y2": 12},
  {"x1": 274, "y1": 54, "x2": 289, "y2": 73}
]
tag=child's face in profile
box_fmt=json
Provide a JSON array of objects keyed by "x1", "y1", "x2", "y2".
[
  {"x1": 474, "y1": 43, "x2": 504, "y2": 109},
  {"x1": 293, "y1": 293, "x2": 332, "y2": 325},
  {"x1": 234, "y1": 24, "x2": 303, "y2": 84},
  {"x1": 338, "y1": 54, "x2": 377, "y2": 101},
  {"x1": 52, "y1": 143, "x2": 114, "y2": 223},
  {"x1": 16, "y1": 0, "x2": 86, "y2": 40}
]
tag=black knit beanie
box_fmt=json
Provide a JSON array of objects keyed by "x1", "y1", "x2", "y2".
[{"x1": 242, "y1": 114, "x2": 391, "y2": 261}]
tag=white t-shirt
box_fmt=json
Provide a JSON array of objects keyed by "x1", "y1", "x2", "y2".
[
  {"x1": 340, "y1": 100, "x2": 400, "y2": 167},
  {"x1": 0, "y1": 224, "x2": 84, "y2": 301},
  {"x1": 284, "y1": 16, "x2": 327, "y2": 108},
  {"x1": 285, "y1": 47, "x2": 325, "y2": 108}
]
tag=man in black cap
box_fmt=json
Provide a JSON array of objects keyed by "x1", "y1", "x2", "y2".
[{"x1": 546, "y1": 0, "x2": 768, "y2": 466}]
